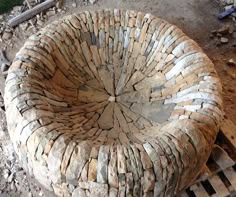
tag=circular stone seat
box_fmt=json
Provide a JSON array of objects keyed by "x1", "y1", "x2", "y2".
[{"x1": 4, "y1": 9, "x2": 223, "y2": 196}]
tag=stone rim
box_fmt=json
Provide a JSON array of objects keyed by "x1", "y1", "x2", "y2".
[{"x1": 4, "y1": 9, "x2": 223, "y2": 196}]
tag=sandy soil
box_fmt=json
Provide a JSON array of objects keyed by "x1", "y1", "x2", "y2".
[{"x1": 0, "y1": 0, "x2": 235, "y2": 196}]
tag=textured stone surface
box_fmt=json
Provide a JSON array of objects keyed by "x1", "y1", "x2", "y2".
[{"x1": 4, "y1": 9, "x2": 223, "y2": 197}]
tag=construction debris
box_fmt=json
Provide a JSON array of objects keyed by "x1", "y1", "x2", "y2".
[
  {"x1": 221, "y1": 36, "x2": 229, "y2": 43},
  {"x1": 218, "y1": 0, "x2": 236, "y2": 21}
]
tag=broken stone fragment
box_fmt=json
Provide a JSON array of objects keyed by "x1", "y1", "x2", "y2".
[
  {"x1": 2, "y1": 31, "x2": 13, "y2": 40},
  {"x1": 220, "y1": 37, "x2": 229, "y2": 43},
  {"x1": 217, "y1": 25, "x2": 230, "y2": 34},
  {"x1": 227, "y1": 58, "x2": 236, "y2": 66}
]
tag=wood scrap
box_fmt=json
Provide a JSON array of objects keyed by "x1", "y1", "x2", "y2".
[
  {"x1": 8, "y1": 0, "x2": 56, "y2": 27},
  {"x1": 25, "y1": 0, "x2": 36, "y2": 27}
]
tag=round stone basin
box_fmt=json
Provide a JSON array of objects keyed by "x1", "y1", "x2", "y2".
[{"x1": 4, "y1": 9, "x2": 223, "y2": 196}]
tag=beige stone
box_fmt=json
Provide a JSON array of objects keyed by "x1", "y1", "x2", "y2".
[
  {"x1": 88, "y1": 158, "x2": 98, "y2": 181},
  {"x1": 98, "y1": 102, "x2": 114, "y2": 130}
]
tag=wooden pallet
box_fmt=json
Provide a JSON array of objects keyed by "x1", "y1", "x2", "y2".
[{"x1": 180, "y1": 118, "x2": 236, "y2": 197}]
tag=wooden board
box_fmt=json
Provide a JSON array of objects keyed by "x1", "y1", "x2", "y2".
[{"x1": 8, "y1": 0, "x2": 56, "y2": 27}]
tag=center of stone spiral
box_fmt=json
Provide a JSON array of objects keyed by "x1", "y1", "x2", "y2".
[
  {"x1": 72, "y1": 63, "x2": 177, "y2": 146},
  {"x1": 108, "y1": 96, "x2": 116, "y2": 102}
]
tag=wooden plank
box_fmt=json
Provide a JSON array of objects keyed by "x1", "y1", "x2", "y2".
[
  {"x1": 220, "y1": 118, "x2": 236, "y2": 154},
  {"x1": 211, "y1": 145, "x2": 235, "y2": 170},
  {"x1": 190, "y1": 183, "x2": 210, "y2": 197},
  {"x1": 8, "y1": 0, "x2": 56, "y2": 27},
  {"x1": 223, "y1": 167, "x2": 236, "y2": 192},
  {"x1": 208, "y1": 174, "x2": 230, "y2": 197},
  {"x1": 195, "y1": 165, "x2": 212, "y2": 183}
]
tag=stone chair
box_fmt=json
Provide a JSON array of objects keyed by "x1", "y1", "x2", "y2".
[{"x1": 4, "y1": 9, "x2": 223, "y2": 196}]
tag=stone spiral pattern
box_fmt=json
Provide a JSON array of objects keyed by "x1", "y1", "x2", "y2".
[{"x1": 4, "y1": 9, "x2": 223, "y2": 196}]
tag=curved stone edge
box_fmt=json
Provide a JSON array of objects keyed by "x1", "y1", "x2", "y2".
[{"x1": 4, "y1": 9, "x2": 223, "y2": 196}]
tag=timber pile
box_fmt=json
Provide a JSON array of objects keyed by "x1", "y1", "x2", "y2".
[{"x1": 181, "y1": 118, "x2": 236, "y2": 197}]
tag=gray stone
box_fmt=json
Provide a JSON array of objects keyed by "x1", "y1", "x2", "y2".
[
  {"x1": 97, "y1": 146, "x2": 109, "y2": 183},
  {"x1": 118, "y1": 88, "x2": 150, "y2": 103},
  {"x1": 131, "y1": 144, "x2": 143, "y2": 177},
  {"x1": 88, "y1": 182, "x2": 109, "y2": 196},
  {"x1": 131, "y1": 101, "x2": 176, "y2": 124},
  {"x1": 140, "y1": 151, "x2": 153, "y2": 169},
  {"x1": 126, "y1": 173, "x2": 134, "y2": 195},
  {"x1": 109, "y1": 187, "x2": 118, "y2": 197},
  {"x1": 66, "y1": 142, "x2": 92, "y2": 184},
  {"x1": 98, "y1": 102, "x2": 114, "y2": 130},
  {"x1": 108, "y1": 147, "x2": 119, "y2": 188},
  {"x1": 72, "y1": 187, "x2": 86, "y2": 197},
  {"x1": 117, "y1": 145, "x2": 126, "y2": 174},
  {"x1": 48, "y1": 135, "x2": 68, "y2": 184},
  {"x1": 134, "y1": 73, "x2": 165, "y2": 90},
  {"x1": 2, "y1": 31, "x2": 13, "y2": 40},
  {"x1": 89, "y1": 0, "x2": 96, "y2": 4},
  {"x1": 78, "y1": 85, "x2": 109, "y2": 102},
  {"x1": 98, "y1": 67, "x2": 115, "y2": 96},
  {"x1": 143, "y1": 143, "x2": 159, "y2": 162}
]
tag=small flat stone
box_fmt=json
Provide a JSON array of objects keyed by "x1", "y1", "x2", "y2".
[
  {"x1": 98, "y1": 102, "x2": 114, "y2": 130},
  {"x1": 131, "y1": 101, "x2": 175, "y2": 124},
  {"x1": 114, "y1": 104, "x2": 130, "y2": 133},
  {"x1": 97, "y1": 145, "x2": 109, "y2": 183},
  {"x1": 66, "y1": 142, "x2": 91, "y2": 184},
  {"x1": 88, "y1": 158, "x2": 98, "y2": 181},
  {"x1": 134, "y1": 73, "x2": 166, "y2": 90},
  {"x1": 98, "y1": 67, "x2": 115, "y2": 96},
  {"x1": 140, "y1": 151, "x2": 153, "y2": 169},
  {"x1": 48, "y1": 135, "x2": 68, "y2": 184},
  {"x1": 72, "y1": 187, "x2": 86, "y2": 197},
  {"x1": 109, "y1": 187, "x2": 118, "y2": 197},
  {"x1": 217, "y1": 25, "x2": 229, "y2": 34},
  {"x1": 108, "y1": 147, "x2": 119, "y2": 188},
  {"x1": 143, "y1": 169, "x2": 155, "y2": 192},
  {"x1": 227, "y1": 58, "x2": 236, "y2": 66},
  {"x1": 117, "y1": 145, "x2": 127, "y2": 174},
  {"x1": 143, "y1": 142, "x2": 159, "y2": 162},
  {"x1": 78, "y1": 85, "x2": 109, "y2": 103},
  {"x1": 2, "y1": 31, "x2": 13, "y2": 40},
  {"x1": 118, "y1": 88, "x2": 150, "y2": 103},
  {"x1": 221, "y1": 37, "x2": 229, "y2": 43}
]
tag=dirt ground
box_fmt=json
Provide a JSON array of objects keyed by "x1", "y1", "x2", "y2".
[{"x1": 0, "y1": 0, "x2": 236, "y2": 196}]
